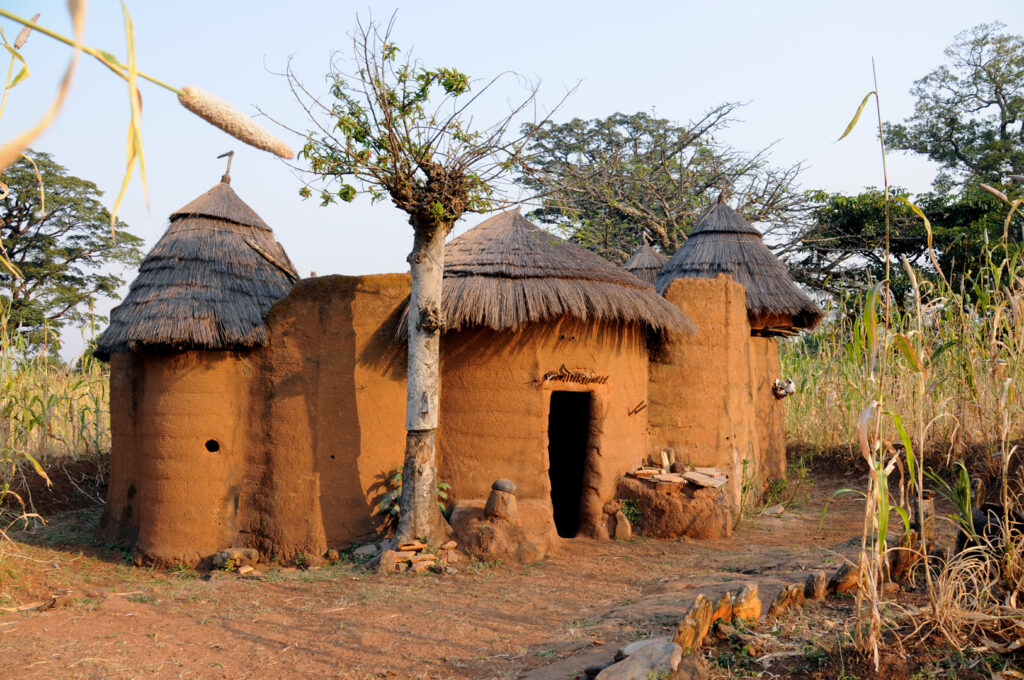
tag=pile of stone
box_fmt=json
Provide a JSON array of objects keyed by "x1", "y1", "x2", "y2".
[
  {"x1": 375, "y1": 540, "x2": 462, "y2": 575},
  {"x1": 626, "y1": 448, "x2": 728, "y2": 489},
  {"x1": 211, "y1": 547, "x2": 261, "y2": 577}
]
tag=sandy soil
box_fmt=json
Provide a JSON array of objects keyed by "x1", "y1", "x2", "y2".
[{"x1": 0, "y1": 467, "x2": 940, "y2": 679}]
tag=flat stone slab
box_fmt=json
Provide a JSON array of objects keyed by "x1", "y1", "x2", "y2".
[
  {"x1": 652, "y1": 473, "x2": 686, "y2": 484},
  {"x1": 692, "y1": 466, "x2": 725, "y2": 477},
  {"x1": 683, "y1": 471, "x2": 728, "y2": 488}
]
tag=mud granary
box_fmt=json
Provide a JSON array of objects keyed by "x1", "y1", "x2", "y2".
[{"x1": 95, "y1": 179, "x2": 820, "y2": 566}]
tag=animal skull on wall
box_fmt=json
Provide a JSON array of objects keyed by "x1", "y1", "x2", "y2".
[{"x1": 772, "y1": 378, "x2": 796, "y2": 399}]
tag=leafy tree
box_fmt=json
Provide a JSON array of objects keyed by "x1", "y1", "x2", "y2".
[
  {"x1": 0, "y1": 151, "x2": 144, "y2": 349},
  {"x1": 883, "y1": 22, "x2": 1024, "y2": 192},
  {"x1": 291, "y1": 18, "x2": 541, "y2": 544},
  {"x1": 795, "y1": 23, "x2": 1024, "y2": 299},
  {"x1": 518, "y1": 107, "x2": 805, "y2": 262}
]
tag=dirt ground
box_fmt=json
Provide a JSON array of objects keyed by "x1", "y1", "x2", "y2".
[{"x1": 0, "y1": 464, "x2": 1006, "y2": 679}]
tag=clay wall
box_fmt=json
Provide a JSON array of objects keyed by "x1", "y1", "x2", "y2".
[
  {"x1": 439, "y1": 319, "x2": 649, "y2": 538},
  {"x1": 750, "y1": 336, "x2": 786, "y2": 483},
  {"x1": 99, "y1": 350, "x2": 256, "y2": 566},
  {"x1": 647, "y1": 276, "x2": 760, "y2": 507},
  {"x1": 259, "y1": 274, "x2": 409, "y2": 558}
]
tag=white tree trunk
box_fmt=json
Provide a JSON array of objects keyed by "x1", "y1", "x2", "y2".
[{"x1": 396, "y1": 227, "x2": 448, "y2": 544}]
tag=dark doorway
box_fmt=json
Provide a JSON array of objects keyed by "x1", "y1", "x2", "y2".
[{"x1": 547, "y1": 391, "x2": 592, "y2": 538}]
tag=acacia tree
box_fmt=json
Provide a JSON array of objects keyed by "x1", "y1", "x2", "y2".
[
  {"x1": 518, "y1": 108, "x2": 805, "y2": 262},
  {"x1": 290, "y1": 18, "x2": 543, "y2": 544}
]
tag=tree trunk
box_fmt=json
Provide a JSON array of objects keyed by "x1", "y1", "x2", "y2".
[{"x1": 395, "y1": 226, "x2": 449, "y2": 545}]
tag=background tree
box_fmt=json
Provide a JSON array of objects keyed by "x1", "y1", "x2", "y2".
[
  {"x1": 291, "y1": 18, "x2": 542, "y2": 545},
  {"x1": 792, "y1": 23, "x2": 1024, "y2": 299},
  {"x1": 883, "y1": 22, "x2": 1024, "y2": 192},
  {"x1": 518, "y1": 107, "x2": 805, "y2": 262},
  {"x1": 0, "y1": 151, "x2": 144, "y2": 349}
]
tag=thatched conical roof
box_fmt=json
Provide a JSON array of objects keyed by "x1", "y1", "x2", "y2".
[
  {"x1": 655, "y1": 198, "x2": 822, "y2": 331},
  {"x1": 622, "y1": 243, "x2": 669, "y2": 285},
  {"x1": 435, "y1": 211, "x2": 696, "y2": 334},
  {"x1": 94, "y1": 178, "x2": 297, "y2": 360}
]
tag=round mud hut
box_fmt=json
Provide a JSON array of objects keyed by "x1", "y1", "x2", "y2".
[
  {"x1": 94, "y1": 174, "x2": 297, "y2": 566},
  {"x1": 622, "y1": 242, "x2": 669, "y2": 285},
  {"x1": 653, "y1": 196, "x2": 822, "y2": 488},
  {"x1": 435, "y1": 211, "x2": 696, "y2": 545}
]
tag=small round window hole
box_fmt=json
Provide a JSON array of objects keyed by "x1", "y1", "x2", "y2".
[{"x1": 204, "y1": 439, "x2": 220, "y2": 453}]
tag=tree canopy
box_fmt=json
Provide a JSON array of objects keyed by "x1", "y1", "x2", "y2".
[
  {"x1": 518, "y1": 106, "x2": 804, "y2": 263},
  {"x1": 0, "y1": 151, "x2": 144, "y2": 349},
  {"x1": 793, "y1": 23, "x2": 1024, "y2": 299}
]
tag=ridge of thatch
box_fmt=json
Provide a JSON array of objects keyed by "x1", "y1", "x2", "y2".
[
  {"x1": 433, "y1": 211, "x2": 696, "y2": 334},
  {"x1": 94, "y1": 179, "x2": 297, "y2": 360},
  {"x1": 655, "y1": 200, "x2": 822, "y2": 330},
  {"x1": 622, "y1": 243, "x2": 669, "y2": 286}
]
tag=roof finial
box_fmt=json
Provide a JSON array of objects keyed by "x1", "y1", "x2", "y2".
[
  {"x1": 217, "y1": 150, "x2": 234, "y2": 184},
  {"x1": 716, "y1": 185, "x2": 729, "y2": 204}
]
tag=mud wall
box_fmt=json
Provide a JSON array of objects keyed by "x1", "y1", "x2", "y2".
[
  {"x1": 750, "y1": 336, "x2": 786, "y2": 484},
  {"x1": 98, "y1": 350, "x2": 256, "y2": 566},
  {"x1": 439, "y1": 319, "x2": 649, "y2": 538},
  {"x1": 259, "y1": 274, "x2": 409, "y2": 558},
  {"x1": 647, "y1": 276, "x2": 760, "y2": 507}
]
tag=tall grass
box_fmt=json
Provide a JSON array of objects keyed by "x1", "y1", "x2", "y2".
[
  {"x1": 782, "y1": 250, "x2": 1024, "y2": 470},
  {"x1": 0, "y1": 308, "x2": 109, "y2": 529}
]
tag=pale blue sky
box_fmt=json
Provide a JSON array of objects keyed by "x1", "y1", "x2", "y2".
[{"x1": 0, "y1": 0, "x2": 1020, "y2": 355}]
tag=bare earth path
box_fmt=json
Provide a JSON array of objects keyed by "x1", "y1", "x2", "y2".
[{"x1": 0, "y1": 470, "x2": 870, "y2": 679}]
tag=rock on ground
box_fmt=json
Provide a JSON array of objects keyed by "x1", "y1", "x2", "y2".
[{"x1": 595, "y1": 641, "x2": 682, "y2": 679}]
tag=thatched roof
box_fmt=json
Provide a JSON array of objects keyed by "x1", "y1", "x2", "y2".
[
  {"x1": 655, "y1": 198, "x2": 822, "y2": 331},
  {"x1": 94, "y1": 178, "x2": 297, "y2": 360},
  {"x1": 433, "y1": 211, "x2": 696, "y2": 334},
  {"x1": 622, "y1": 243, "x2": 669, "y2": 285}
]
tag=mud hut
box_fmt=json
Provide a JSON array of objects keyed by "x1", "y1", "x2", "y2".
[
  {"x1": 653, "y1": 197, "x2": 821, "y2": 488},
  {"x1": 94, "y1": 174, "x2": 297, "y2": 565},
  {"x1": 622, "y1": 242, "x2": 669, "y2": 285},
  {"x1": 434, "y1": 211, "x2": 695, "y2": 542}
]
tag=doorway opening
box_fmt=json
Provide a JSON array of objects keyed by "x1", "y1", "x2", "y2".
[{"x1": 547, "y1": 391, "x2": 592, "y2": 538}]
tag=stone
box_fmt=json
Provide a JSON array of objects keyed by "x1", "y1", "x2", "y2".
[
  {"x1": 441, "y1": 540, "x2": 458, "y2": 550},
  {"x1": 881, "y1": 581, "x2": 900, "y2": 596},
  {"x1": 353, "y1": 544, "x2": 379, "y2": 558},
  {"x1": 595, "y1": 641, "x2": 682, "y2": 679},
  {"x1": 603, "y1": 500, "x2": 622, "y2": 515},
  {"x1": 409, "y1": 553, "x2": 436, "y2": 564},
  {"x1": 689, "y1": 595, "x2": 714, "y2": 644},
  {"x1": 670, "y1": 461, "x2": 687, "y2": 474},
  {"x1": 410, "y1": 560, "x2": 433, "y2": 573},
  {"x1": 484, "y1": 489, "x2": 519, "y2": 522},
  {"x1": 393, "y1": 551, "x2": 417, "y2": 561},
  {"x1": 673, "y1": 654, "x2": 710, "y2": 680},
  {"x1": 397, "y1": 541, "x2": 427, "y2": 552},
  {"x1": 660, "y1": 450, "x2": 672, "y2": 471},
  {"x1": 212, "y1": 548, "x2": 259, "y2": 570},
  {"x1": 242, "y1": 569, "x2": 263, "y2": 579},
  {"x1": 804, "y1": 571, "x2": 827, "y2": 600},
  {"x1": 731, "y1": 584, "x2": 761, "y2": 622},
  {"x1": 652, "y1": 473, "x2": 687, "y2": 484},
  {"x1": 711, "y1": 592, "x2": 733, "y2": 624},
  {"x1": 395, "y1": 562, "x2": 409, "y2": 573},
  {"x1": 692, "y1": 467, "x2": 724, "y2": 478},
  {"x1": 237, "y1": 565, "x2": 254, "y2": 575},
  {"x1": 491, "y1": 478, "x2": 517, "y2": 494},
  {"x1": 764, "y1": 504, "x2": 785, "y2": 516},
  {"x1": 767, "y1": 584, "x2": 805, "y2": 618},
  {"x1": 325, "y1": 548, "x2": 340, "y2": 562},
  {"x1": 377, "y1": 550, "x2": 397, "y2": 575},
  {"x1": 682, "y1": 471, "x2": 728, "y2": 489},
  {"x1": 614, "y1": 637, "x2": 668, "y2": 661},
  {"x1": 613, "y1": 511, "x2": 632, "y2": 540},
  {"x1": 828, "y1": 563, "x2": 860, "y2": 595}
]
